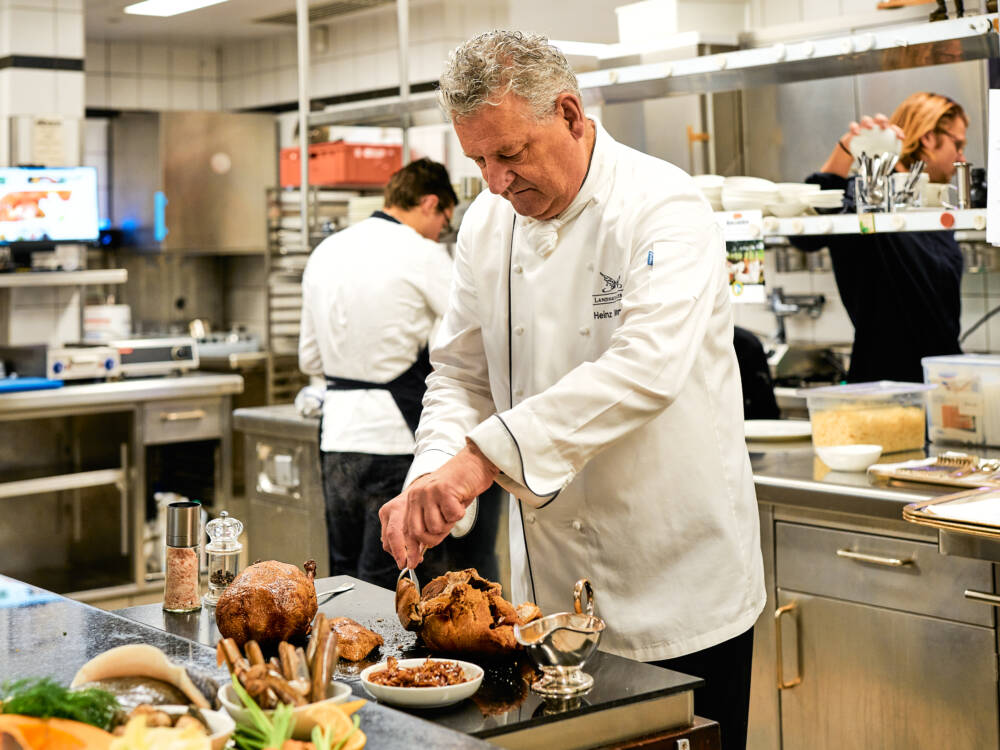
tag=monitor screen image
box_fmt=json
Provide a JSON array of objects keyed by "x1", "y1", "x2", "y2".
[{"x1": 0, "y1": 166, "x2": 100, "y2": 245}]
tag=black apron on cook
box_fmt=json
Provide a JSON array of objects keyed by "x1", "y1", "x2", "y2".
[{"x1": 323, "y1": 346, "x2": 432, "y2": 436}]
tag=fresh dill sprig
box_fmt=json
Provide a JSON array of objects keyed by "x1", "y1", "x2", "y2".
[{"x1": 0, "y1": 678, "x2": 120, "y2": 731}]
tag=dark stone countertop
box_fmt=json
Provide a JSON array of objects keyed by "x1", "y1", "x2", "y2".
[
  {"x1": 116, "y1": 575, "x2": 702, "y2": 744},
  {"x1": 0, "y1": 574, "x2": 490, "y2": 749}
]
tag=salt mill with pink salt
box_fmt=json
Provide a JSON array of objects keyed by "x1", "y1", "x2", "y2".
[{"x1": 163, "y1": 501, "x2": 202, "y2": 613}]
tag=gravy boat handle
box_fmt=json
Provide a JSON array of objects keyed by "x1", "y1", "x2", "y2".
[{"x1": 574, "y1": 579, "x2": 595, "y2": 615}]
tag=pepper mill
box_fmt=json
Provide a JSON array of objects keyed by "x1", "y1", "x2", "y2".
[
  {"x1": 953, "y1": 161, "x2": 972, "y2": 210},
  {"x1": 203, "y1": 510, "x2": 243, "y2": 607}
]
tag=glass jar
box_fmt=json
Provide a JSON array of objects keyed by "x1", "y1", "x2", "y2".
[
  {"x1": 164, "y1": 501, "x2": 202, "y2": 613},
  {"x1": 204, "y1": 510, "x2": 243, "y2": 607}
]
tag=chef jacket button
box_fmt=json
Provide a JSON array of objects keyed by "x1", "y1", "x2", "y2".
[
  {"x1": 514, "y1": 264, "x2": 523, "y2": 274},
  {"x1": 526, "y1": 513, "x2": 536, "y2": 524},
  {"x1": 572, "y1": 519, "x2": 583, "y2": 531},
  {"x1": 586, "y1": 262, "x2": 594, "y2": 271},
  {"x1": 514, "y1": 326, "x2": 525, "y2": 336},
  {"x1": 579, "y1": 327, "x2": 590, "y2": 336},
  {"x1": 514, "y1": 388, "x2": 524, "y2": 397}
]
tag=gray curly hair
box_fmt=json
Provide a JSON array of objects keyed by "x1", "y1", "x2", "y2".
[{"x1": 437, "y1": 30, "x2": 581, "y2": 122}]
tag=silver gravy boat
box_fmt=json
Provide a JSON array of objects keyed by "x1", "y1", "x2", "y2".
[{"x1": 514, "y1": 578, "x2": 606, "y2": 697}]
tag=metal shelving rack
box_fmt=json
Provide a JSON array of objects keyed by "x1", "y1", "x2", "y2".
[
  {"x1": 306, "y1": 14, "x2": 999, "y2": 128},
  {"x1": 264, "y1": 187, "x2": 367, "y2": 404}
]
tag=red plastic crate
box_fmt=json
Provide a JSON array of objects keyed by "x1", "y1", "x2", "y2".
[{"x1": 279, "y1": 141, "x2": 402, "y2": 188}]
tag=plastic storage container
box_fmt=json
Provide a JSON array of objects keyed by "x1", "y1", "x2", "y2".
[
  {"x1": 279, "y1": 142, "x2": 402, "y2": 188},
  {"x1": 796, "y1": 381, "x2": 935, "y2": 453},
  {"x1": 922, "y1": 354, "x2": 1000, "y2": 448}
]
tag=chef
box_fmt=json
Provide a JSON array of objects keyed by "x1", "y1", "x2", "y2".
[
  {"x1": 299, "y1": 157, "x2": 456, "y2": 590},
  {"x1": 379, "y1": 31, "x2": 765, "y2": 749}
]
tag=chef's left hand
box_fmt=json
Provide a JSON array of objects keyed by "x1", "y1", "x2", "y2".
[{"x1": 385, "y1": 443, "x2": 499, "y2": 569}]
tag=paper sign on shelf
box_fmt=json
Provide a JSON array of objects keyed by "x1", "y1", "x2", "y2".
[
  {"x1": 988, "y1": 89, "x2": 1000, "y2": 246},
  {"x1": 715, "y1": 210, "x2": 766, "y2": 304}
]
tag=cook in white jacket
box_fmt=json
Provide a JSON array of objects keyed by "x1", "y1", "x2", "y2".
[{"x1": 379, "y1": 31, "x2": 765, "y2": 749}]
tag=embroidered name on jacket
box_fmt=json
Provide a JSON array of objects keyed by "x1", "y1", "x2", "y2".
[{"x1": 593, "y1": 271, "x2": 623, "y2": 319}]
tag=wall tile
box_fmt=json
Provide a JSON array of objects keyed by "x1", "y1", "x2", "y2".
[
  {"x1": 802, "y1": 0, "x2": 840, "y2": 21},
  {"x1": 732, "y1": 303, "x2": 776, "y2": 339},
  {"x1": 83, "y1": 117, "x2": 107, "y2": 154},
  {"x1": 8, "y1": 69, "x2": 55, "y2": 115},
  {"x1": 54, "y1": 9, "x2": 82, "y2": 58},
  {"x1": 55, "y1": 296, "x2": 80, "y2": 343},
  {"x1": 812, "y1": 299, "x2": 854, "y2": 344},
  {"x1": 961, "y1": 296, "x2": 988, "y2": 352},
  {"x1": 199, "y1": 79, "x2": 220, "y2": 110},
  {"x1": 0, "y1": 7, "x2": 10, "y2": 59},
  {"x1": 258, "y1": 70, "x2": 278, "y2": 106},
  {"x1": 56, "y1": 0, "x2": 83, "y2": 10},
  {"x1": 169, "y1": 78, "x2": 200, "y2": 110},
  {"x1": 198, "y1": 45, "x2": 218, "y2": 79},
  {"x1": 962, "y1": 269, "x2": 987, "y2": 297},
  {"x1": 9, "y1": 7, "x2": 55, "y2": 57},
  {"x1": 84, "y1": 71, "x2": 107, "y2": 108},
  {"x1": 85, "y1": 39, "x2": 106, "y2": 73},
  {"x1": 108, "y1": 40, "x2": 138, "y2": 75},
  {"x1": 170, "y1": 45, "x2": 201, "y2": 78},
  {"x1": 311, "y1": 57, "x2": 340, "y2": 99},
  {"x1": 219, "y1": 77, "x2": 242, "y2": 110},
  {"x1": 11, "y1": 288, "x2": 55, "y2": 307},
  {"x1": 255, "y1": 37, "x2": 277, "y2": 72},
  {"x1": 783, "y1": 316, "x2": 815, "y2": 344},
  {"x1": 139, "y1": 43, "x2": 168, "y2": 76},
  {"x1": 138, "y1": 75, "x2": 169, "y2": 110},
  {"x1": 221, "y1": 41, "x2": 242, "y2": 79},
  {"x1": 107, "y1": 74, "x2": 138, "y2": 110},
  {"x1": 277, "y1": 34, "x2": 297, "y2": 67},
  {"x1": 53, "y1": 69, "x2": 83, "y2": 116},
  {"x1": 277, "y1": 67, "x2": 297, "y2": 103}
]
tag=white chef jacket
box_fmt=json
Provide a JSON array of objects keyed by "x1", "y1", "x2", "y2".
[
  {"x1": 407, "y1": 121, "x2": 766, "y2": 661},
  {"x1": 299, "y1": 214, "x2": 452, "y2": 454}
]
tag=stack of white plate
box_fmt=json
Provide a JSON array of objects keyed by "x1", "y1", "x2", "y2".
[
  {"x1": 767, "y1": 183, "x2": 821, "y2": 218},
  {"x1": 802, "y1": 189, "x2": 845, "y2": 213},
  {"x1": 721, "y1": 176, "x2": 778, "y2": 212},
  {"x1": 693, "y1": 174, "x2": 725, "y2": 211}
]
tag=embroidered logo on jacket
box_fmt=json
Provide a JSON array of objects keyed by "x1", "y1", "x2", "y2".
[{"x1": 593, "y1": 270, "x2": 623, "y2": 319}]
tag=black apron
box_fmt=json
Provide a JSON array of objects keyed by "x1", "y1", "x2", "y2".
[{"x1": 324, "y1": 346, "x2": 432, "y2": 437}]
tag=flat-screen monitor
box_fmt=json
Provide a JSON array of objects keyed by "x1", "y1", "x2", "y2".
[{"x1": 0, "y1": 166, "x2": 100, "y2": 245}]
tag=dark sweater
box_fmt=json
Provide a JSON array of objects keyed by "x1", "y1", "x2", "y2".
[{"x1": 791, "y1": 173, "x2": 963, "y2": 383}]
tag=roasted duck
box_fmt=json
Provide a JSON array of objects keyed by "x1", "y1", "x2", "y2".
[
  {"x1": 396, "y1": 568, "x2": 541, "y2": 655},
  {"x1": 215, "y1": 560, "x2": 317, "y2": 651}
]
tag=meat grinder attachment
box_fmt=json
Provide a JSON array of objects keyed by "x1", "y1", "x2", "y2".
[{"x1": 514, "y1": 578, "x2": 606, "y2": 697}]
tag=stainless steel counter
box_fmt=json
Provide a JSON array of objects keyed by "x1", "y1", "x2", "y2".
[{"x1": 0, "y1": 373, "x2": 243, "y2": 416}]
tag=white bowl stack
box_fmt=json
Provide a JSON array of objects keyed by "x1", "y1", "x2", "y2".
[
  {"x1": 721, "y1": 176, "x2": 779, "y2": 212},
  {"x1": 766, "y1": 183, "x2": 821, "y2": 218},
  {"x1": 802, "y1": 189, "x2": 845, "y2": 213},
  {"x1": 693, "y1": 174, "x2": 725, "y2": 211}
]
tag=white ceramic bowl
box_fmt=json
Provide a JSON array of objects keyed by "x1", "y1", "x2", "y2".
[
  {"x1": 815, "y1": 444, "x2": 883, "y2": 472},
  {"x1": 217, "y1": 680, "x2": 353, "y2": 739},
  {"x1": 693, "y1": 174, "x2": 726, "y2": 189},
  {"x1": 724, "y1": 176, "x2": 776, "y2": 191},
  {"x1": 766, "y1": 202, "x2": 806, "y2": 218},
  {"x1": 776, "y1": 182, "x2": 821, "y2": 194},
  {"x1": 359, "y1": 658, "x2": 484, "y2": 709},
  {"x1": 849, "y1": 126, "x2": 902, "y2": 158},
  {"x1": 157, "y1": 706, "x2": 235, "y2": 750}
]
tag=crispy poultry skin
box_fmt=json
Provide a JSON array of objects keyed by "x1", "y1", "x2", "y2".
[
  {"x1": 328, "y1": 617, "x2": 383, "y2": 661},
  {"x1": 396, "y1": 568, "x2": 541, "y2": 655},
  {"x1": 215, "y1": 560, "x2": 317, "y2": 651}
]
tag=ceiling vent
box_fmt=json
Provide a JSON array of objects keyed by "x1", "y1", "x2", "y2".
[{"x1": 255, "y1": 0, "x2": 393, "y2": 25}]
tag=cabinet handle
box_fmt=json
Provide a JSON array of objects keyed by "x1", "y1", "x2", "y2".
[
  {"x1": 775, "y1": 602, "x2": 802, "y2": 690},
  {"x1": 835, "y1": 548, "x2": 914, "y2": 567},
  {"x1": 159, "y1": 409, "x2": 206, "y2": 422},
  {"x1": 964, "y1": 589, "x2": 1000, "y2": 607}
]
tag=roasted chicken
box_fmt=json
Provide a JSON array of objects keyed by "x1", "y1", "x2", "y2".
[
  {"x1": 328, "y1": 617, "x2": 383, "y2": 661},
  {"x1": 215, "y1": 560, "x2": 317, "y2": 651},
  {"x1": 396, "y1": 568, "x2": 542, "y2": 655}
]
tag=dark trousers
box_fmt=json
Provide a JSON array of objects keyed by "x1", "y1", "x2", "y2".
[
  {"x1": 320, "y1": 451, "x2": 504, "y2": 591},
  {"x1": 320, "y1": 451, "x2": 411, "y2": 591},
  {"x1": 650, "y1": 626, "x2": 754, "y2": 750}
]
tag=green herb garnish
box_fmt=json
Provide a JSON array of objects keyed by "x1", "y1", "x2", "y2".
[
  {"x1": 230, "y1": 673, "x2": 295, "y2": 750},
  {"x1": 0, "y1": 678, "x2": 120, "y2": 731}
]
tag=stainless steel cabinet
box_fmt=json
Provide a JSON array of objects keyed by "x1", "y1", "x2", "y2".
[
  {"x1": 753, "y1": 517, "x2": 1000, "y2": 750},
  {"x1": 776, "y1": 590, "x2": 997, "y2": 750}
]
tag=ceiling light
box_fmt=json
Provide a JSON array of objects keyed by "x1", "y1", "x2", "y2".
[{"x1": 124, "y1": 0, "x2": 229, "y2": 17}]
